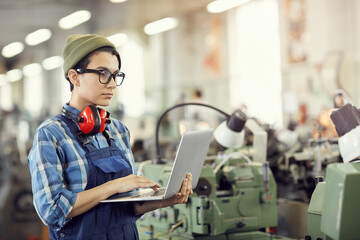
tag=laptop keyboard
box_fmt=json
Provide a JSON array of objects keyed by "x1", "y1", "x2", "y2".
[{"x1": 131, "y1": 187, "x2": 166, "y2": 198}]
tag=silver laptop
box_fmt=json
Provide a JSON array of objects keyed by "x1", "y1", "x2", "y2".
[{"x1": 101, "y1": 129, "x2": 213, "y2": 202}]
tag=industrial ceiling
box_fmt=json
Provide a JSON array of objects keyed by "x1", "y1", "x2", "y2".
[{"x1": 0, "y1": 0, "x2": 213, "y2": 71}]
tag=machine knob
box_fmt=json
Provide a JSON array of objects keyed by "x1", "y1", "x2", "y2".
[
  {"x1": 194, "y1": 178, "x2": 212, "y2": 197},
  {"x1": 236, "y1": 222, "x2": 245, "y2": 228}
]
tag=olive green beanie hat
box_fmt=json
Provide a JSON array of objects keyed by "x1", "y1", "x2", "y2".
[{"x1": 62, "y1": 34, "x2": 116, "y2": 77}]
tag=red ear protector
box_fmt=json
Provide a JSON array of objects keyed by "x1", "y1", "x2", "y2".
[{"x1": 62, "y1": 105, "x2": 111, "y2": 135}]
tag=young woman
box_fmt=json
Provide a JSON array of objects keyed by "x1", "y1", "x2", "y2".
[{"x1": 28, "y1": 34, "x2": 193, "y2": 240}]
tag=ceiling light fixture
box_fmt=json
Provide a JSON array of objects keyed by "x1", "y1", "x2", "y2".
[
  {"x1": 6, "y1": 69, "x2": 23, "y2": 82},
  {"x1": 42, "y1": 56, "x2": 63, "y2": 70},
  {"x1": 2, "y1": 42, "x2": 24, "y2": 58},
  {"x1": 59, "y1": 10, "x2": 91, "y2": 29},
  {"x1": 109, "y1": 0, "x2": 127, "y2": 3},
  {"x1": 23, "y1": 63, "x2": 42, "y2": 77},
  {"x1": 207, "y1": 0, "x2": 251, "y2": 13},
  {"x1": 144, "y1": 17, "x2": 178, "y2": 35},
  {"x1": 25, "y1": 29, "x2": 52, "y2": 46},
  {"x1": 107, "y1": 33, "x2": 129, "y2": 47}
]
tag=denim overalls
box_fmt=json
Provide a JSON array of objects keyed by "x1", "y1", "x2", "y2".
[{"x1": 49, "y1": 114, "x2": 139, "y2": 240}]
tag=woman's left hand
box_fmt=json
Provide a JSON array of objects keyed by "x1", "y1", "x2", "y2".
[
  {"x1": 133, "y1": 173, "x2": 194, "y2": 216},
  {"x1": 165, "y1": 173, "x2": 193, "y2": 206}
]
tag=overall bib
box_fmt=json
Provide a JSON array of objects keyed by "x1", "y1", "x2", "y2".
[{"x1": 49, "y1": 115, "x2": 139, "y2": 240}]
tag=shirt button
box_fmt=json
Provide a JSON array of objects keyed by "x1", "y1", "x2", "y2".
[{"x1": 60, "y1": 232, "x2": 66, "y2": 238}]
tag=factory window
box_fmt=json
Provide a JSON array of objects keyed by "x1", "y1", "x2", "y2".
[
  {"x1": 60, "y1": 69, "x2": 71, "y2": 106},
  {"x1": 0, "y1": 83, "x2": 13, "y2": 111},
  {"x1": 117, "y1": 40, "x2": 145, "y2": 118},
  {"x1": 228, "y1": 0, "x2": 283, "y2": 127},
  {"x1": 24, "y1": 73, "x2": 43, "y2": 117}
]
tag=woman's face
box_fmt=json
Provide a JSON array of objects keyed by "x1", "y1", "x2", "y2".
[{"x1": 76, "y1": 51, "x2": 118, "y2": 108}]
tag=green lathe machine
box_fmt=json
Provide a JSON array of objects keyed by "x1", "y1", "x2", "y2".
[
  {"x1": 307, "y1": 162, "x2": 360, "y2": 240},
  {"x1": 137, "y1": 153, "x2": 280, "y2": 240},
  {"x1": 306, "y1": 103, "x2": 360, "y2": 240},
  {"x1": 136, "y1": 104, "x2": 291, "y2": 239}
]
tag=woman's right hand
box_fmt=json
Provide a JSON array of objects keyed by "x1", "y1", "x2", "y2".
[
  {"x1": 68, "y1": 174, "x2": 160, "y2": 219},
  {"x1": 111, "y1": 174, "x2": 160, "y2": 194}
]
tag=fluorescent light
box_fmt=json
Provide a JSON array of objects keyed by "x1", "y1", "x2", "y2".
[
  {"x1": 107, "y1": 33, "x2": 128, "y2": 47},
  {"x1": 207, "y1": 0, "x2": 251, "y2": 13},
  {"x1": 2, "y1": 42, "x2": 24, "y2": 58},
  {"x1": 25, "y1": 29, "x2": 52, "y2": 46},
  {"x1": 144, "y1": 17, "x2": 179, "y2": 35},
  {"x1": 42, "y1": 56, "x2": 63, "y2": 70},
  {"x1": 0, "y1": 74, "x2": 6, "y2": 86},
  {"x1": 6, "y1": 69, "x2": 22, "y2": 82},
  {"x1": 59, "y1": 10, "x2": 91, "y2": 29},
  {"x1": 110, "y1": 0, "x2": 127, "y2": 3},
  {"x1": 23, "y1": 63, "x2": 42, "y2": 77}
]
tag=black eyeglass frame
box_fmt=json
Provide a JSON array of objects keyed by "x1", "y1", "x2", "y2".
[{"x1": 75, "y1": 68, "x2": 125, "y2": 86}]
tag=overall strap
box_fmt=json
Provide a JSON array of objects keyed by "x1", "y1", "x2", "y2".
[
  {"x1": 102, "y1": 129, "x2": 117, "y2": 147},
  {"x1": 55, "y1": 114, "x2": 94, "y2": 149}
]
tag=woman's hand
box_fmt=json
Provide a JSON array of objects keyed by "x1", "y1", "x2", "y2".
[
  {"x1": 111, "y1": 174, "x2": 160, "y2": 194},
  {"x1": 165, "y1": 173, "x2": 193, "y2": 206},
  {"x1": 133, "y1": 173, "x2": 193, "y2": 216},
  {"x1": 68, "y1": 174, "x2": 160, "y2": 219}
]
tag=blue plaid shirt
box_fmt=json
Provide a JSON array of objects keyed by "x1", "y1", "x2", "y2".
[{"x1": 28, "y1": 104, "x2": 136, "y2": 230}]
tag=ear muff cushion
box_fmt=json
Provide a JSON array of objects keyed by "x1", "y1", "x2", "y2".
[{"x1": 88, "y1": 105, "x2": 101, "y2": 135}]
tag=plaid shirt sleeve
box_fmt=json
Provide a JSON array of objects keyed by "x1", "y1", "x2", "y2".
[{"x1": 28, "y1": 121, "x2": 77, "y2": 230}]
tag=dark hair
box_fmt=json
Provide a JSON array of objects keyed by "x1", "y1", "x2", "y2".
[{"x1": 66, "y1": 46, "x2": 121, "y2": 91}]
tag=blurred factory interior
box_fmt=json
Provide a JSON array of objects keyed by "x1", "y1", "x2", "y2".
[{"x1": 1, "y1": 0, "x2": 360, "y2": 239}]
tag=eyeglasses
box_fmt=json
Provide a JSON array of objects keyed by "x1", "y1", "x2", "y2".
[{"x1": 76, "y1": 68, "x2": 125, "y2": 86}]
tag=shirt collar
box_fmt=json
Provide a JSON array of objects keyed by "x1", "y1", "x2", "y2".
[{"x1": 63, "y1": 103, "x2": 81, "y2": 115}]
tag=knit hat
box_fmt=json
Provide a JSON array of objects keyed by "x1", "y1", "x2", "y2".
[{"x1": 62, "y1": 34, "x2": 116, "y2": 77}]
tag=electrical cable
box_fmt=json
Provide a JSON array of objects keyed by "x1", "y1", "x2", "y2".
[
  {"x1": 155, "y1": 102, "x2": 230, "y2": 164},
  {"x1": 168, "y1": 217, "x2": 185, "y2": 240},
  {"x1": 137, "y1": 160, "x2": 152, "y2": 176}
]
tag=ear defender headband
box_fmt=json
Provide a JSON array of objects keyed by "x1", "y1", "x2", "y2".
[{"x1": 62, "y1": 105, "x2": 111, "y2": 135}]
